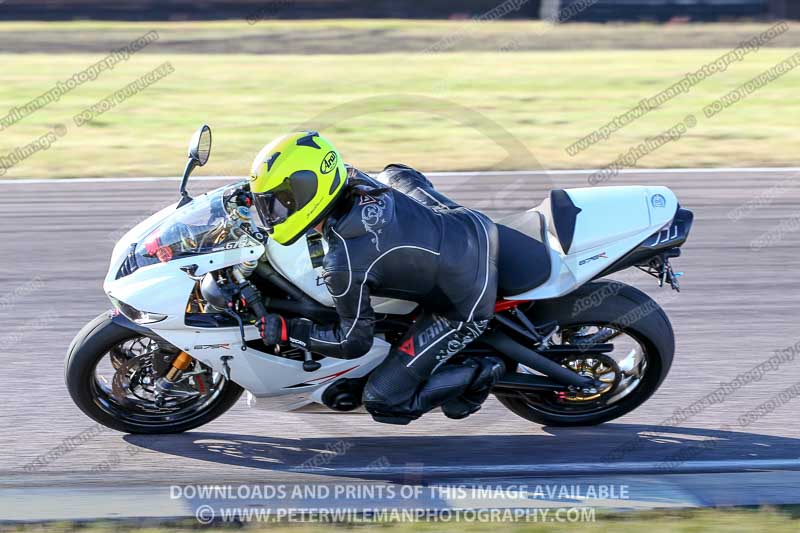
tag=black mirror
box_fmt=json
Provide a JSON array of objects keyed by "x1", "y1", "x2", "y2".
[
  {"x1": 178, "y1": 124, "x2": 212, "y2": 208},
  {"x1": 189, "y1": 124, "x2": 212, "y2": 166}
]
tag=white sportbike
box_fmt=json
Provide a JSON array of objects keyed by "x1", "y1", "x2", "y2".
[{"x1": 66, "y1": 126, "x2": 693, "y2": 433}]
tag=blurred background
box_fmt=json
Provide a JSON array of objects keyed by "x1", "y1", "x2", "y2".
[{"x1": 0, "y1": 0, "x2": 797, "y2": 179}]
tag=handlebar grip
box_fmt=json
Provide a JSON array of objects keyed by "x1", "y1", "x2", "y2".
[{"x1": 239, "y1": 283, "x2": 267, "y2": 318}]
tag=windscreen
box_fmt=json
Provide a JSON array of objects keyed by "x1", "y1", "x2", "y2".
[{"x1": 133, "y1": 183, "x2": 260, "y2": 267}]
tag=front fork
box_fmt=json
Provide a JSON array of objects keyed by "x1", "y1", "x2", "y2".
[{"x1": 154, "y1": 351, "x2": 197, "y2": 405}]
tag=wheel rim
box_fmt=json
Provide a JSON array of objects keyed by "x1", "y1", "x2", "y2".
[
  {"x1": 514, "y1": 324, "x2": 652, "y2": 416},
  {"x1": 90, "y1": 335, "x2": 228, "y2": 427}
]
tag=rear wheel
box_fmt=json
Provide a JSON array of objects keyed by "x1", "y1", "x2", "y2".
[
  {"x1": 65, "y1": 313, "x2": 243, "y2": 434},
  {"x1": 496, "y1": 281, "x2": 674, "y2": 426}
]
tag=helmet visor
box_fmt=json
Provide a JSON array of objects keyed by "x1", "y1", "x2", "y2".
[{"x1": 251, "y1": 179, "x2": 297, "y2": 233}]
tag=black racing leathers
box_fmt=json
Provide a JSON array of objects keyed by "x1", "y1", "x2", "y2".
[
  {"x1": 287, "y1": 164, "x2": 500, "y2": 423},
  {"x1": 290, "y1": 165, "x2": 499, "y2": 359}
]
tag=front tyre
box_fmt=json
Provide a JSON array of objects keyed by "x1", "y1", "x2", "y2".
[
  {"x1": 65, "y1": 312, "x2": 243, "y2": 434},
  {"x1": 497, "y1": 281, "x2": 674, "y2": 427}
]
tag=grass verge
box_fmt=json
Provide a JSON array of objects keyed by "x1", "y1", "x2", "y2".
[
  {"x1": 0, "y1": 21, "x2": 798, "y2": 178},
  {"x1": 0, "y1": 20, "x2": 798, "y2": 54},
  {"x1": 2, "y1": 507, "x2": 800, "y2": 533}
]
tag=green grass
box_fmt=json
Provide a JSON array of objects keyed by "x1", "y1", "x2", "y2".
[
  {"x1": 0, "y1": 20, "x2": 799, "y2": 178},
  {"x1": 2, "y1": 508, "x2": 800, "y2": 532}
]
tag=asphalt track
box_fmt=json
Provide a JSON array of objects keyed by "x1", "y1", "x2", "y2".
[{"x1": 1, "y1": 169, "x2": 800, "y2": 521}]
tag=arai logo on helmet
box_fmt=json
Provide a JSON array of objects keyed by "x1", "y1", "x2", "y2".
[
  {"x1": 651, "y1": 194, "x2": 666, "y2": 208},
  {"x1": 320, "y1": 151, "x2": 338, "y2": 174}
]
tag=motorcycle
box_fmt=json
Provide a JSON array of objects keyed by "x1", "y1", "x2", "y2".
[{"x1": 65, "y1": 125, "x2": 693, "y2": 433}]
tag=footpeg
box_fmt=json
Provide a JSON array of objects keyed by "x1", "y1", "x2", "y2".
[{"x1": 302, "y1": 350, "x2": 321, "y2": 372}]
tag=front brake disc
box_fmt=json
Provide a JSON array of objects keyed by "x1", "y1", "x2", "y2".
[{"x1": 110, "y1": 353, "x2": 151, "y2": 407}]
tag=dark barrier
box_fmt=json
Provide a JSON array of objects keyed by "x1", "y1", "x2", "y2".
[
  {"x1": 559, "y1": 0, "x2": 770, "y2": 22},
  {"x1": 0, "y1": 0, "x2": 786, "y2": 21},
  {"x1": 0, "y1": 0, "x2": 541, "y2": 21}
]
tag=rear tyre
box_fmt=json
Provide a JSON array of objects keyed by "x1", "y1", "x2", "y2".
[
  {"x1": 496, "y1": 281, "x2": 674, "y2": 427},
  {"x1": 65, "y1": 312, "x2": 243, "y2": 434}
]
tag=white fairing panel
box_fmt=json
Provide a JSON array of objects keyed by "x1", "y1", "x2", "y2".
[
  {"x1": 562, "y1": 187, "x2": 654, "y2": 254},
  {"x1": 266, "y1": 234, "x2": 418, "y2": 315},
  {"x1": 266, "y1": 237, "x2": 333, "y2": 305},
  {"x1": 155, "y1": 326, "x2": 391, "y2": 402},
  {"x1": 104, "y1": 196, "x2": 267, "y2": 330},
  {"x1": 508, "y1": 185, "x2": 678, "y2": 300},
  {"x1": 104, "y1": 246, "x2": 266, "y2": 330}
]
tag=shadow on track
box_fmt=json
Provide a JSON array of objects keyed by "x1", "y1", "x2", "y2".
[{"x1": 126, "y1": 424, "x2": 800, "y2": 480}]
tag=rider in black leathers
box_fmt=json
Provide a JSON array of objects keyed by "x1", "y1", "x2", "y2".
[
  {"x1": 249, "y1": 132, "x2": 503, "y2": 424},
  {"x1": 287, "y1": 164, "x2": 504, "y2": 424}
]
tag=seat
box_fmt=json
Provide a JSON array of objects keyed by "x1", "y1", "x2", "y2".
[{"x1": 495, "y1": 210, "x2": 552, "y2": 297}]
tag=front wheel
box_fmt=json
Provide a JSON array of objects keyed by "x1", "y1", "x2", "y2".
[
  {"x1": 65, "y1": 312, "x2": 243, "y2": 434},
  {"x1": 496, "y1": 281, "x2": 674, "y2": 427}
]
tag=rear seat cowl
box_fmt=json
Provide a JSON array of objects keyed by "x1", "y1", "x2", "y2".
[{"x1": 545, "y1": 189, "x2": 582, "y2": 254}]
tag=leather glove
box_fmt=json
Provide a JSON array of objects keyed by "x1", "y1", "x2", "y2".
[{"x1": 256, "y1": 313, "x2": 288, "y2": 347}]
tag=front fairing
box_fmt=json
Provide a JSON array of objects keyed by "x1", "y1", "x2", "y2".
[{"x1": 103, "y1": 182, "x2": 265, "y2": 330}]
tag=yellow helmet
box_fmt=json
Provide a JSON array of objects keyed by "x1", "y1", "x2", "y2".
[{"x1": 249, "y1": 131, "x2": 347, "y2": 245}]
